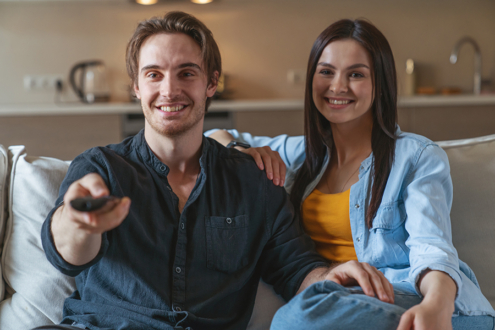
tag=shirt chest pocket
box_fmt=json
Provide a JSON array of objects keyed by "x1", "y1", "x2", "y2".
[
  {"x1": 205, "y1": 215, "x2": 250, "y2": 274},
  {"x1": 369, "y1": 204, "x2": 409, "y2": 268}
]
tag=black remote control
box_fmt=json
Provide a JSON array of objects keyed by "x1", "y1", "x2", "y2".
[{"x1": 70, "y1": 196, "x2": 119, "y2": 212}]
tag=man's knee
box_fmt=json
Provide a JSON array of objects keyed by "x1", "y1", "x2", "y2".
[{"x1": 271, "y1": 281, "x2": 405, "y2": 330}]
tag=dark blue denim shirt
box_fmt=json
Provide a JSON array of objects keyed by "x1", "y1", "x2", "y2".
[{"x1": 41, "y1": 130, "x2": 327, "y2": 330}]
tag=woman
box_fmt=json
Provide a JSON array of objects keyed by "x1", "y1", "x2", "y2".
[{"x1": 208, "y1": 19, "x2": 495, "y2": 329}]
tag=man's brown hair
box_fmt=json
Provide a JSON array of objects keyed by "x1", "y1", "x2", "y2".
[{"x1": 126, "y1": 11, "x2": 221, "y2": 110}]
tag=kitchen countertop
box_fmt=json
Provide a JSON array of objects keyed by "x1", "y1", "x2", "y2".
[{"x1": 1, "y1": 94, "x2": 495, "y2": 116}]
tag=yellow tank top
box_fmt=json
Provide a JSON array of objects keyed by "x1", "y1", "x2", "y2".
[{"x1": 301, "y1": 188, "x2": 358, "y2": 262}]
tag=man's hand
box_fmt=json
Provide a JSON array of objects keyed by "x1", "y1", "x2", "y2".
[
  {"x1": 299, "y1": 261, "x2": 395, "y2": 304},
  {"x1": 51, "y1": 173, "x2": 131, "y2": 266}
]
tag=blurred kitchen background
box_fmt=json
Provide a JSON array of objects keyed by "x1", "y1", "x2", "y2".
[{"x1": 0, "y1": 0, "x2": 495, "y2": 159}]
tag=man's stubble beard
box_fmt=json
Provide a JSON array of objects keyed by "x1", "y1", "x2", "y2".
[{"x1": 142, "y1": 98, "x2": 207, "y2": 138}]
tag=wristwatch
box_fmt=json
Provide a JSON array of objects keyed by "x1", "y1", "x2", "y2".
[{"x1": 226, "y1": 140, "x2": 251, "y2": 149}]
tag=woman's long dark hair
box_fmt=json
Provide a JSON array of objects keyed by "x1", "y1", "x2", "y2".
[{"x1": 290, "y1": 19, "x2": 397, "y2": 228}]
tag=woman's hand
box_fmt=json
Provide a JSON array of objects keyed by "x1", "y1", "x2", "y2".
[
  {"x1": 242, "y1": 146, "x2": 286, "y2": 187},
  {"x1": 298, "y1": 260, "x2": 395, "y2": 304},
  {"x1": 397, "y1": 299, "x2": 453, "y2": 330},
  {"x1": 397, "y1": 270, "x2": 456, "y2": 330},
  {"x1": 208, "y1": 130, "x2": 286, "y2": 186}
]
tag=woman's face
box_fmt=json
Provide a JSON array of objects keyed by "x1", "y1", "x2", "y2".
[{"x1": 312, "y1": 39, "x2": 373, "y2": 126}]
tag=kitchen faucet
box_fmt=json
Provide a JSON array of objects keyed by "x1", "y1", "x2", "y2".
[{"x1": 450, "y1": 37, "x2": 481, "y2": 95}]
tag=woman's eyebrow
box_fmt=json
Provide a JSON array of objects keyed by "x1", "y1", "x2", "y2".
[{"x1": 317, "y1": 62, "x2": 370, "y2": 70}]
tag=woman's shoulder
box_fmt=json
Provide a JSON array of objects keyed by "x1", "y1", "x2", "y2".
[{"x1": 394, "y1": 130, "x2": 449, "y2": 168}]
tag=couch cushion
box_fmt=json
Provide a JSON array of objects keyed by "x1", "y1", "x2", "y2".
[
  {"x1": 437, "y1": 134, "x2": 495, "y2": 307},
  {"x1": 0, "y1": 145, "x2": 9, "y2": 302},
  {"x1": 0, "y1": 146, "x2": 76, "y2": 329}
]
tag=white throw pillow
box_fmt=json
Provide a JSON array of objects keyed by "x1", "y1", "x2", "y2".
[
  {"x1": 0, "y1": 146, "x2": 76, "y2": 329},
  {"x1": 437, "y1": 134, "x2": 495, "y2": 307}
]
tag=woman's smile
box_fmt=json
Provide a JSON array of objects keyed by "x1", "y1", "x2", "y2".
[{"x1": 312, "y1": 39, "x2": 373, "y2": 125}]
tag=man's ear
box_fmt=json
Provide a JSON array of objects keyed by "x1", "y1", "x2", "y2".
[
  {"x1": 133, "y1": 82, "x2": 141, "y2": 99},
  {"x1": 206, "y1": 71, "x2": 219, "y2": 98}
]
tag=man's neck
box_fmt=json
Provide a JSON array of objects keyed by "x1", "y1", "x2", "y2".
[{"x1": 144, "y1": 122, "x2": 203, "y2": 175}]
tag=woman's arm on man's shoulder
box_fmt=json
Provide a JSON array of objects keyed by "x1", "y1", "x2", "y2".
[{"x1": 206, "y1": 129, "x2": 306, "y2": 187}]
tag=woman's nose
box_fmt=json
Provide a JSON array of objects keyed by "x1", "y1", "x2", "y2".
[{"x1": 330, "y1": 75, "x2": 348, "y2": 94}]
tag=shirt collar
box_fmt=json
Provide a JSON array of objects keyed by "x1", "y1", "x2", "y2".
[{"x1": 132, "y1": 129, "x2": 210, "y2": 177}]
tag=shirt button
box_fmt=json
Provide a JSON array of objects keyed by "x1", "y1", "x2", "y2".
[
  {"x1": 355, "y1": 204, "x2": 360, "y2": 209},
  {"x1": 180, "y1": 223, "x2": 185, "y2": 230},
  {"x1": 175, "y1": 306, "x2": 182, "y2": 311},
  {"x1": 175, "y1": 267, "x2": 181, "y2": 274},
  {"x1": 357, "y1": 237, "x2": 361, "y2": 242},
  {"x1": 226, "y1": 217, "x2": 232, "y2": 224},
  {"x1": 160, "y1": 165, "x2": 166, "y2": 171}
]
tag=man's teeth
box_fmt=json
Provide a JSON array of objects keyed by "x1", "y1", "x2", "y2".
[
  {"x1": 329, "y1": 99, "x2": 351, "y2": 105},
  {"x1": 160, "y1": 105, "x2": 185, "y2": 112}
]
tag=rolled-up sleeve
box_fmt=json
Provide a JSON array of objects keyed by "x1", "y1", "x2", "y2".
[
  {"x1": 204, "y1": 129, "x2": 306, "y2": 170},
  {"x1": 403, "y1": 144, "x2": 463, "y2": 297}
]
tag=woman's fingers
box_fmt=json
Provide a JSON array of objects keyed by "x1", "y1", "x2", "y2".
[
  {"x1": 326, "y1": 261, "x2": 394, "y2": 303},
  {"x1": 362, "y1": 263, "x2": 394, "y2": 303},
  {"x1": 241, "y1": 147, "x2": 286, "y2": 186}
]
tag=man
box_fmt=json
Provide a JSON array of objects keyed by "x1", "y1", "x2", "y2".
[{"x1": 39, "y1": 11, "x2": 392, "y2": 330}]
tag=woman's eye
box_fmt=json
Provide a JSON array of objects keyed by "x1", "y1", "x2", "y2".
[
  {"x1": 320, "y1": 69, "x2": 333, "y2": 75},
  {"x1": 350, "y1": 72, "x2": 364, "y2": 78}
]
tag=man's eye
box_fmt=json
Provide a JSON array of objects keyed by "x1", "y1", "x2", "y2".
[{"x1": 147, "y1": 73, "x2": 158, "y2": 78}]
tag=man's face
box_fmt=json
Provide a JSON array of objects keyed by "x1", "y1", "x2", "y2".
[{"x1": 134, "y1": 33, "x2": 217, "y2": 138}]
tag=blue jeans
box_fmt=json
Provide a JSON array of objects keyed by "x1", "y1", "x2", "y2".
[{"x1": 270, "y1": 281, "x2": 494, "y2": 330}]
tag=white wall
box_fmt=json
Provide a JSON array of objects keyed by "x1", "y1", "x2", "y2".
[{"x1": 0, "y1": 0, "x2": 494, "y2": 104}]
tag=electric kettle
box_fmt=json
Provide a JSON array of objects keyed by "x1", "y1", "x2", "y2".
[{"x1": 69, "y1": 60, "x2": 111, "y2": 103}]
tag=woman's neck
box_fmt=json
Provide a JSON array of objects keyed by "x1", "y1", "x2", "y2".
[{"x1": 330, "y1": 114, "x2": 373, "y2": 167}]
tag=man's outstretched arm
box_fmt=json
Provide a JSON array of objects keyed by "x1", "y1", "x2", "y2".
[{"x1": 51, "y1": 173, "x2": 131, "y2": 266}]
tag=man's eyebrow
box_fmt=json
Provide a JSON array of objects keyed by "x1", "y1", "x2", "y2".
[
  {"x1": 140, "y1": 63, "x2": 202, "y2": 73},
  {"x1": 178, "y1": 62, "x2": 202, "y2": 70},
  {"x1": 317, "y1": 62, "x2": 370, "y2": 70},
  {"x1": 140, "y1": 64, "x2": 161, "y2": 73}
]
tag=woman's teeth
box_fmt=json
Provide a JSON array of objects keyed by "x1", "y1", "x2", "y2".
[
  {"x1": 329, "y1": 99, "x2": 351, "y2": 105},
  {"x1": 160, "y1": 105, "x2": 185, "y2": 112}
]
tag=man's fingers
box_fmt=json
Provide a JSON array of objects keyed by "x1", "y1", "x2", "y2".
[
  {"x1": 74, "y1": 197, "x2": 131, "y2": 234},
  {"x1": 397, "y1": 311, "x2": 414, "y2": 330},
  {"x1": 78, "y1": 173, "x2": 110, "y2": 197},
  {"x1": 64, "y1": 173, "x2": 109, "y2": 205}
]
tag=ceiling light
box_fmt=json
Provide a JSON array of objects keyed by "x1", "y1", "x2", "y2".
[
  {"x1": 191, "y1": 0, "x2": 214, "y2": 4},
  {"x1": 136, "y1": 0, "x2": 158, "y2": 5}
]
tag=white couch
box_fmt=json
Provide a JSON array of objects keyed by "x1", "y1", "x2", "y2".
[{"x1": 0, "y1": 133, "x2": 494, "y2": 330}]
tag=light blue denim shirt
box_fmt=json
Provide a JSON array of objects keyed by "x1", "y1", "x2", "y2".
[{"x1": 205, "y1": 128, "x2": 495, "y2": 317}]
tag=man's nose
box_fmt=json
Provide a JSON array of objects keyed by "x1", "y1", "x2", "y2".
[
  {"x1": 160, "y1": 75, "x2": 180, "y2": 98},
  {"x1": 330, "y1": 74, "x2": 348, "y2": 94}
]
